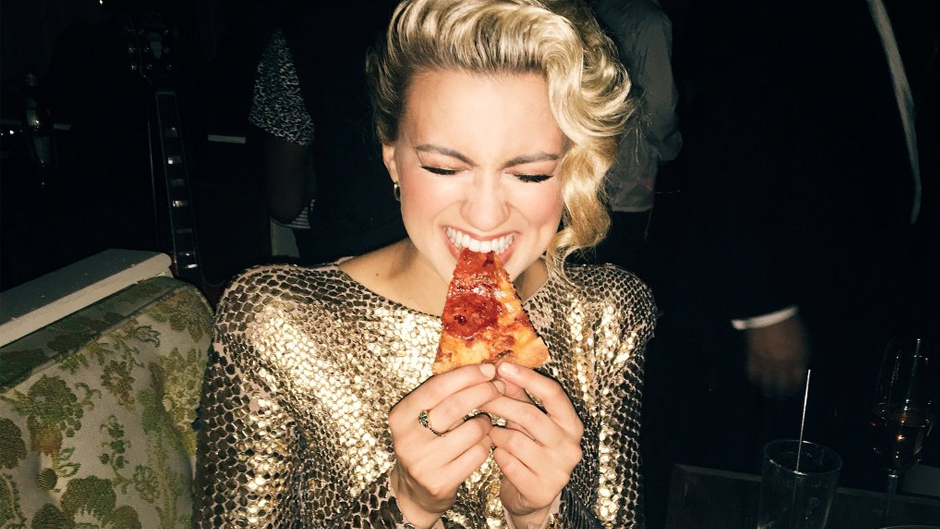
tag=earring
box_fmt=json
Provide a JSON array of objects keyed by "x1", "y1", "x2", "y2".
[{"x1": 393, "y1": 182, "x2": 401, "y2": 202}]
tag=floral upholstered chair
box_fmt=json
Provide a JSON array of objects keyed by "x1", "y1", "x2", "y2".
[{"x1": 0, "y1": 276, "x2": 212, "y2": 529}]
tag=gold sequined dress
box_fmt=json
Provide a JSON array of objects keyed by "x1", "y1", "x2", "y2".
[{"x1": 193, "y1": 262, "x2": 655, "y2": 528}]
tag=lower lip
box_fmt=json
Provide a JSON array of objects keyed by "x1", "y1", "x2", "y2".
[{"x1": 445, "y1": 231, "x2": 515, "y2": 263}]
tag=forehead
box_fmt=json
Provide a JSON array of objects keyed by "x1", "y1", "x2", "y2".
[
  {"x1": 404, "y1": 69, "x2": 550, "y2": 114},
  {"x1": 399, "y1": 69, "x2": 565, "y2": 154}
]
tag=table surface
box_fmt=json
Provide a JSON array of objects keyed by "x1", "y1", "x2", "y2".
[{"x1": 665, "y1": 464, "x2": 940, "y2": 529}]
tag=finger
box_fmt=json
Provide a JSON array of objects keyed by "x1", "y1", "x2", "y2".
[
  {"x1": 432, "y1": 378, "x2": 507, "y2": 432},
  {"x1": 444, "y1": 417, "x2": 496, "y2": 472},
  {"x1": 489, "y1": 423, "x2": 540, "y2": 461},
  {"x1": 390, "y1": 364, "x2": 497, "y2": 429},
  {"x1": 416, "y1": 363, "x2": 498, "y2": 408},
  {"x1": 496, "y1": 380, "x2": 548, "y2": 414},
  {"x1": 493, "y1": 442, "x2": 569, "y2": 512},
  {"x1": 491, "y1": 430, "x2": 538, "y2": 486},
  {"x1": 397, "y1": 414, "x2": 493, "y2": 486},
  {"x1": 445, "y1": 439, "x2": 492, "y2": 481},
  {"x1": 490, "y1": 424, "x2": 580, "y2": 481},
  {"x1": 493, "y1": 445, "x2": 537, "y2": 486},
  {"x1": 491, "y1": 438, "x2": 565, "y2": 512},
  {"x1": 496, "y1": 363, "x2": 581, "y2": 435},
  {"x1": 491, "y1": 423, "x2": 580, "y2": 477},
  {"x1": 523, "y1": 388, "x2": 548, "y2": 413},
  {"x1": 396, "y1": 443, "x2": 487, "y2": 510},
  {"x1": 413, "y1": 379, "x2": 505, "y2": 437},
  {"x1": 479, "y1": 395, "x2": 565, "y2": 445}
]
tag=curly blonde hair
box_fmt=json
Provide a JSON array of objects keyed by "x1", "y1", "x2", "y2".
[{"x1": 367, "y1": 0, "x2": 633, "y2": 276}]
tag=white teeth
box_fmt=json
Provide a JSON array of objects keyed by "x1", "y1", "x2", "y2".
[{"x1": 447, "y1": 229, "x2": 515, "y2": 254}]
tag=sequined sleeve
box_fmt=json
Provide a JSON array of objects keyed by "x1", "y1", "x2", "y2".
[
  {"x1": 193, "y1": 268, "x2": 415, "y2": 528},
  {"x1": 194, "y1": 268, "x2": 305, "y2": 529},
  {"x1": 594, "y1": 271, "x2": 653, "y2": 529},
  {"x1": 192, "y1": 312, "x2": 305, "y2": 527},
  {"x1": 534, "y1": 265, "x2": 656, "y2": 529}
]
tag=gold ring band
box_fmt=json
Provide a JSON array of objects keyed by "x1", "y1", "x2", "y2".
[
  {"x1": 418, "y1": 409, "x2": 445, "y2": 436},
  {"x1": 525, "y1": 388, "x2": 547, "y2": 414}
]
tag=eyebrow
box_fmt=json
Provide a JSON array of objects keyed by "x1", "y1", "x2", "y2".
[
  {"x1": 416, "y1": 144, "x2": 471, "y2": 164},
  {"x1": 415, "y1": 144, "x2": 560, "y2": 169}
]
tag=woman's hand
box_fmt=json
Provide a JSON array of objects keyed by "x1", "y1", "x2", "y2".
[
  {"x1": 388, "y1": 363, "x2": 505, "y2": 528},
  {"x1": 480, "y1": 363, "x2": 584, "y2": 528}
]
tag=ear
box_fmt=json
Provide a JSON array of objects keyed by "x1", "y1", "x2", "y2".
[{"x1": 382, "y1": 143, "x2": 398, "y2": 184}]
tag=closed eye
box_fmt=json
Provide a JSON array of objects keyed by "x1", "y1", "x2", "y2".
[
  {"x1": 516, "y1": 173, "x2": 553, "y2": 183},
  {"x1": 421, "y1": 166, "x2": 458, "y2": 176}
]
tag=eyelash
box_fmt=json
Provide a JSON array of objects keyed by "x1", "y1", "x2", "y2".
[
  {"x1": 421, "y1": 166, "x2": 457, "y2": 176},
  {"x1": 516, "y1": 174, "x2": 552, "y2": 183},
  {"x1": 421, "y1": 166, "x2": 552, "y2": 183}
]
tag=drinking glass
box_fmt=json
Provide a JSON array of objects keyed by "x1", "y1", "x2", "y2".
[
  {"x1": 870, "y1": 338, "x2": 936, "y2": 525},
  {"x1": 757, "y1": 439, "x2": 842, "y2": 529}
]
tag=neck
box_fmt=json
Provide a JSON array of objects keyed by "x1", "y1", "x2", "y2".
[
  {"x1": 384, "y1": 240, "x2": 450, "y2": 315},
  {"x1": 514, "y1": 257, "x2": 548, "y2": 302}
]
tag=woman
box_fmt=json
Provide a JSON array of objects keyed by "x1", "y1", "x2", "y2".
[{"x1": 193, "y1": 0, "x2": 655, "y2": 527}]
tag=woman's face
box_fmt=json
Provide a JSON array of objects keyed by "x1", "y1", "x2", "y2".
[{"x1": 383, "y1": 70, "x2": 566, "y2": 283}]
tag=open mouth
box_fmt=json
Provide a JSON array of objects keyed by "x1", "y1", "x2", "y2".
[{"x1": 446, "y1": 227, "x2": 515, "y2": 254}]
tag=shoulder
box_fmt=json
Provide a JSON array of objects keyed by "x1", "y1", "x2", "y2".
[
  {"x1": 566, "y1": 262, "x2": 655, "y2": 305},
  {"x1": 214, "y1": 263, "x2": 345, "y2": 329},
  {"x1": 532, "y1": 262, "x2": 656, "y2": 378},
  {"x1": 224, "y1": 261, "x2": 338, "y2": 292},
  {"x1": 557, "y1": 262, "x2": 657, "y2": 330}
]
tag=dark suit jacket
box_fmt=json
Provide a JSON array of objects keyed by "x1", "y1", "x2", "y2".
[{"x1": 670, "y1": 0, "x2": 937, "y2": 337}]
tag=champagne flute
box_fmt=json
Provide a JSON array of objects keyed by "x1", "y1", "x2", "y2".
[{"x1": 870, "y1": 338, "x2": 935, "y2": 525}]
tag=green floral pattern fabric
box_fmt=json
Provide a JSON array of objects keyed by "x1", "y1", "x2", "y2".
[{"x1": 0, "y1": 277, "x2": 212, "y2": 529}]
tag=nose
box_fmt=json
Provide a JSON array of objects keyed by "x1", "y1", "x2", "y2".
[{"x1": 460, "y1": 173, "x2": 510, "y2": 232}]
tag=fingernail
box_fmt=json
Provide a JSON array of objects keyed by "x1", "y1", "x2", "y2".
[
  {"x1": 493, "y1": 380, "x2": 505, "y2": 394},
  {"x1": 499, "y1": 363, "x2": 517, "y2": 376},
  {"x1": 480, "y1": 363, "x2": 496, "y2": 377}
]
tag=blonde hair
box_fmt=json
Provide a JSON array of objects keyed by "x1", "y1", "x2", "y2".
[{"x1": 367, "y1": 0, "x2": 633, "y2": 276}]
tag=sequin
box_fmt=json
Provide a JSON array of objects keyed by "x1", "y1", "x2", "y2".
[{"x1": 193, "y1": 262, "x2": 655, "y2": 528}]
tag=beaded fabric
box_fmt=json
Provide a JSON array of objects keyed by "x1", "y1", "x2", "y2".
[{"x1": 192, "y1": 261, "x2": 655, "y2": 528}]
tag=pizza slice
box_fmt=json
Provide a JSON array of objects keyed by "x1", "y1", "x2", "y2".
[{"x1": 433, "y1": 248, "x2": 549, "y2": 375}]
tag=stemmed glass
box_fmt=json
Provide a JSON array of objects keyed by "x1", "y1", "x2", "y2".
[{"x1": 869, "y1": 337, "x2": 935, "y2": 525}]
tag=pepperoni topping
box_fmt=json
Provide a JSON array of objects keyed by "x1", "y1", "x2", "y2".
[{"x1": 442, "y1": 290, "x2": 499, "y2": 338}]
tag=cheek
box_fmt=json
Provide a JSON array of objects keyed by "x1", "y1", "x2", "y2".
[
  {"x1": 525, "y1": 184, "x2": 565, "y2": 227},
  {"x1": 400, "y1": 173, "x2": 449, "y2": 225}
]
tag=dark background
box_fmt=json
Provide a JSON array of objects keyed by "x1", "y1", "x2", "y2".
[{"x1": 1, "y1": 0, "x2": 283, "y2": 298}]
